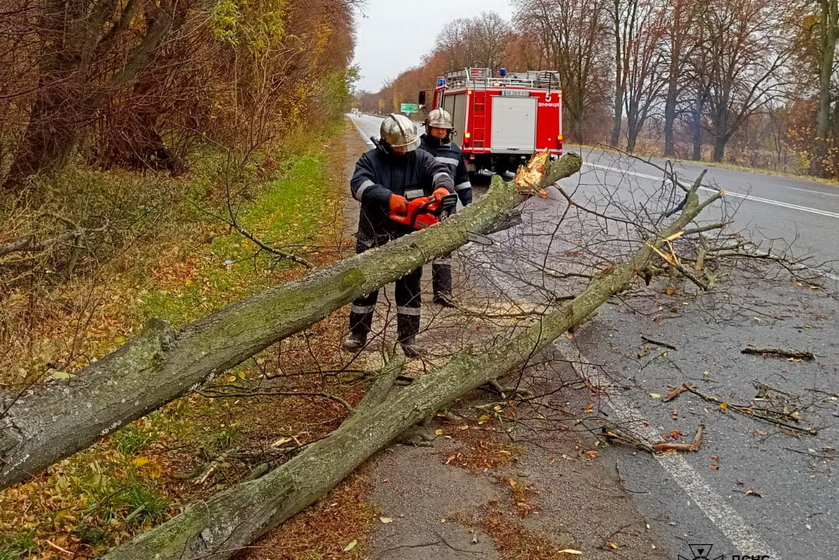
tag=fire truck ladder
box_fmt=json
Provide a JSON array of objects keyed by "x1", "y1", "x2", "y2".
[{"x1": 460, "y1": 68, "x2": 492, "y2": 148}]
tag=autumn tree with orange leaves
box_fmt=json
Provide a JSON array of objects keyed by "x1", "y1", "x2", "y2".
[{"x1": 0, "y1": 0, "x2": 359, "y2": 190}]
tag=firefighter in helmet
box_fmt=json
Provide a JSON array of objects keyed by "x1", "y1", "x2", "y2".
[
  {"x1": 418, "y1": 108, "x2": 473, "y2": 307},
  {"x1": 343, "y1": 113, "x2": 455, "y2": 357}
]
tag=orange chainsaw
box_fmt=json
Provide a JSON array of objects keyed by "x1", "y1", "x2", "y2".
[{"x1": 389, "y1": 193, "x2": 458, "y2": 230}]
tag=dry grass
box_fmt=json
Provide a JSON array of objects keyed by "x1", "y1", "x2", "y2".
[{"x1": 0, "y1": 124, "x2": 383, "y2": 559}]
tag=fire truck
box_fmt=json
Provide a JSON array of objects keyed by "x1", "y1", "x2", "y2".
[{"x1": 419, "y1": 67, "x2": 563, "y2": 177}]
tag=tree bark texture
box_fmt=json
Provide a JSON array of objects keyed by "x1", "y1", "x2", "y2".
[
  {"x1": 0, "y1": 154, "x2": 584, "y2": 490},
  {"x1": 101, "y1": 161, "x2": 719, "y2": 560}
]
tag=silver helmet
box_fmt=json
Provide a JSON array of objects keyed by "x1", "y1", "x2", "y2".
[
  {"x1": 426, "y1": 108, "x2": 453, "y2": 130},
  {"x1": 380, "y1": 114, "x2": 420, "y2": 151}
]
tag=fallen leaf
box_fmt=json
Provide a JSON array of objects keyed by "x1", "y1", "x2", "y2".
[
  {"x1": 379, "y1": 517, "x2": 394, "y2": 524},
  {"x1": 434, "y1": 428, "x2": 443, "y2": 436},
  {"x1": 607, "y1": 541, "x2": 619, "y2": 549},
  {"x1": 650, "y1": 393, "x2": 662, "y2": 399},
  {"x1": 132, "y1": 456, "x2": 149, "y2": 467},
  {"x1": 710, "y1": 464, "x2": 719, "y2": 470},
  {"x1": 343, "y1": 540, "x2": 357, "y2": 552},
  {"x1": 558, "y1": 550, "x2": 582, "y2": 555},
  {"x1": 720, "y1": 402, "x2": 729, "y2": 411}
]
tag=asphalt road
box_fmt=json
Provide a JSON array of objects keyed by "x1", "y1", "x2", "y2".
[
  {"x1": 578, "y1": 147, "x2": 839, "y2": 271},
  {"x1": 562, "y1": 148, "x2": 839, "y2": 560},
  {"x1": 348, "y1": 114, "x2": 839, "y2": 560}
]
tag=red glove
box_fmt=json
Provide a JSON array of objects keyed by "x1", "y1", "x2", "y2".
[
  {"x1": 432, "y1": 187, "x2": 450, "y2": 202},
  {"x1": 389, "y1": 194, "x2": 408, "y2": 213}
]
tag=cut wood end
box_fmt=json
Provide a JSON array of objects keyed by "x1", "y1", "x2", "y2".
[{"x1": 514, "y1": 149, "x2": 551, "y2": 195}]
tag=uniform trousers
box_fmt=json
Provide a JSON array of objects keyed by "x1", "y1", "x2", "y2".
[{"x1": 348, "y1": 240, "x2": 421, "y2": 342}]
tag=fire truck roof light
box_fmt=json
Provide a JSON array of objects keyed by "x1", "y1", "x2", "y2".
[{"x1": 438, "y1": 78, "x2": 446, "y2": 86}]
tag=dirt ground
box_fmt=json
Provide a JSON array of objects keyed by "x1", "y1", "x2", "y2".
[{"x1": 339, "y1": 126, "x2": 672, "y2": 560}]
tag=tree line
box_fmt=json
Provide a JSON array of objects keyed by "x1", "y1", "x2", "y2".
[
  {"x1": 0, "y1": 0, "x2": 360, "y2": 191},
  {"x1": 358, "y1": 1, "x2": 839, "y2": 178}
]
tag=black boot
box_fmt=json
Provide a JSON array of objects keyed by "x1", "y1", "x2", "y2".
[
  {"x1": 341, "y1": 331, "x2": 367, "y2": 352},
  {"x1": 399, "y1": 335, "x2": 420, "y2": 358},
  {"x1": 397, "y1": 313, "x2": 421, "y2": 358}
]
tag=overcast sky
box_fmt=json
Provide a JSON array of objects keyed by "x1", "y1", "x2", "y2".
[{"x1": 351, "y1": 0, "x2": 516, "y2": 93}]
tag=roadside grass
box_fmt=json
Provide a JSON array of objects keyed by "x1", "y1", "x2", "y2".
[{"x1": 0, "y1": 121, "x2": 369, "y2": 558}]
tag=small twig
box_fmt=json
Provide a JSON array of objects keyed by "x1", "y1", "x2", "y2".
[
  {"x1": 651, "y1": 423, "x2": 703, "y2": 453},
  {"x1": 684, "y1": 385, "x2": 819, "y2": 435},
  {"x1": 682, "y1": 222, "x2": 730, "y2": 236},
  {"x1": 741, "y1": 347, "x2": 815, "y2": 361},
  {"x1": 641, "y1": 335, "x2": 678, "y2": 350},
  {"x1": 601, "y1": 426, "x2": 654, "y2": 453},
  {"x1": 662, "y1": 383, "x2": 690, "y2": 402},
  {"x1": 46, "y1": 540, "x2": 74, "y2": 557},
  {"x1": 432, "y1": 531, "x2": 484, "y2": 555}
]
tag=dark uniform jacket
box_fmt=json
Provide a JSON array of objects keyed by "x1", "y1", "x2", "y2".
[
  {"x1": 419, "y1": 134, "x2": 473, "y2": 205},
  {"x1": 351, "y1": 147, "x2": 454, "y2": 246}
]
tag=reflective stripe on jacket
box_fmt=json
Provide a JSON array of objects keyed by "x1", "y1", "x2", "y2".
[
  {"x1": 350, "y1": 147, "x2": 454, "y2": 245},
  {"x1": 419, "y1": 134, "x2": 472, "y2": 206}
]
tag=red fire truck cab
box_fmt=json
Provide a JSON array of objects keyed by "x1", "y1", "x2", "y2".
[{"x1": 421, "y1": 67, "x2": 563, "y2": 177}]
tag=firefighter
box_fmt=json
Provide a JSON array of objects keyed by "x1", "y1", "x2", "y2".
[
  {"x1": 419, "y1": 108, "x2": 473, "y2": 307},
  {"x1": 343, "y1": 113, "x2": 455, "y2": 357}
]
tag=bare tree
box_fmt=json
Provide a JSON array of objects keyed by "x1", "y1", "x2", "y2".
[
  {"x1": 700, "y1": 0, "x2": 791, "y2": 162},
  {"x1": 812, "y1": 0, "x2": 839, "y2": 175},
  {"x1": 434, "y1": 12, "x2": 511, "y2": 71},
  {"x1": 618, "y1": 0, "x2": 669, "y2": 152},
  {"x1": 662, "y1": 0, "x2": 704, "y2": 157},
  {"x1": 607, "y1": 0, "x2": 632, "y2": 147},
  {"x1": 513, "y1": 0, "x2": 610, "y2": 143}
]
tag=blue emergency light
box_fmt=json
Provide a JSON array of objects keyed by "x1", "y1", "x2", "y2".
[
  {"x1": 499, "y1": 67, "x2": 507, "y2": 77},
  {"x1": 437, "y1": 78, "x2": 446, "y2": 86}
]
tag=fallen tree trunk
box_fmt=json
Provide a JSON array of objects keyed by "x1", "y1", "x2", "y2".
[
  {"x1": 0, "y1": 154, "x2": 583, "y2": 489},
  {"x1": 101, "y1": 163, "x2": 720, "y2": 560}
]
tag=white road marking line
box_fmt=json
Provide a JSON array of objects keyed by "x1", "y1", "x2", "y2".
[
  {"x1": 349, "y1": 116, "x2": 376, "y2": 147},
  {"x1": 558, "y1": 343, "x2": 781, "y2": 559},
  {"x1": 582, "y1": 162, "x2": 839, "y2": 284},
  {"x1": 778, "y1": 184, "x2": 839, "y2": 198},
  {"x1": 583, "y1": 162, "x2": 839, "y2": 220}
]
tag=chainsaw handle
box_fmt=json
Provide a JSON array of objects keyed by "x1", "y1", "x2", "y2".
[{"x1": 413, "y1": 198, "x2": 435, "y2": 214}]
